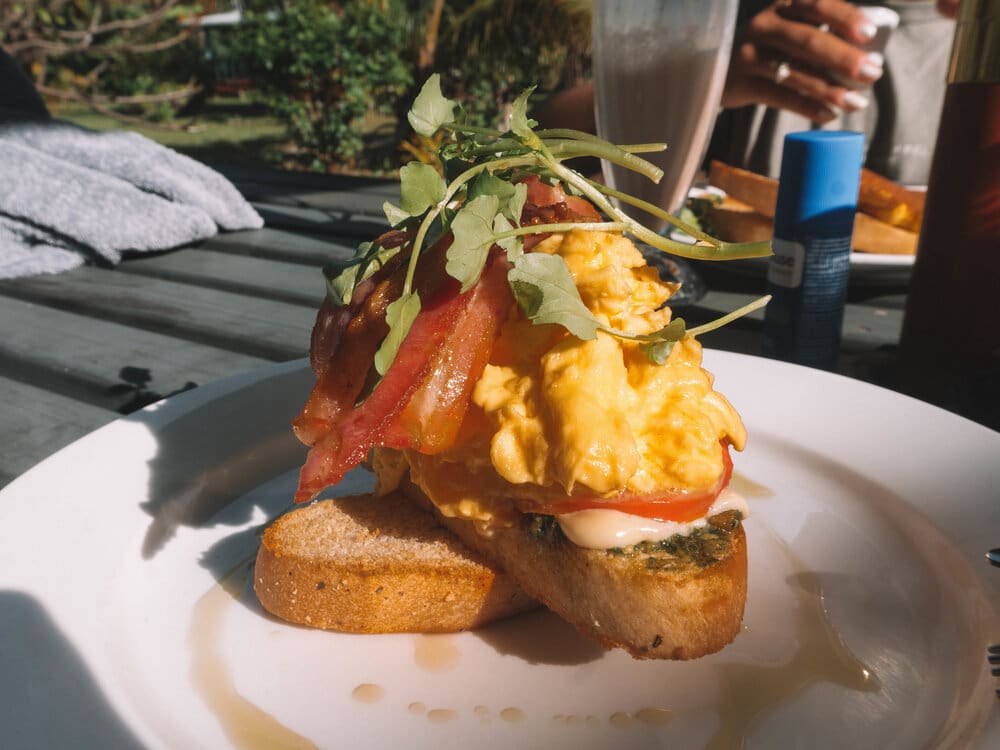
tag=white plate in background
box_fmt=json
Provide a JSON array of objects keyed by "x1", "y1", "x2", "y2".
[{"x1": 1, "y1": 354, "x2": 998, "y2": 749}]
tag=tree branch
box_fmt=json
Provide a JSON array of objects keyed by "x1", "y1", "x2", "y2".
[
  {"x1": 37, "y1": 81, "x2": 202, "y2": 107},
  {"x1": 7, "y1": 24, "x2": 198, "y2": 57},
  {"x1": 57, "y1": 0, "x2": 184, "y2": 39}
]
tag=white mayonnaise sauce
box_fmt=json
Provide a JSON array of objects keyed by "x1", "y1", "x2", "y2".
[{"x1": 556, "y1": 489, "x2": 749, "y2": 550}]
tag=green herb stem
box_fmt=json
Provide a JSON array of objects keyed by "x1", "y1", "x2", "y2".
[
  {"x1": 537, "y1": 128, "x2": 667, "y2": 156},
  {"x1": 497, "y1": 220, "x2": 629, "y2": 243},
  {"x1": 686, "y1": 295, "x2": 772, "y2": 338},
  {"x1": 545, "y1": 140, "x2": 664, "y2": 183}
]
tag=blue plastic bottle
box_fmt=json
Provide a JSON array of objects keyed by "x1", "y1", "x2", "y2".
[{"x1": 762, "y1": 131, "x2": 865, "y2": 370}]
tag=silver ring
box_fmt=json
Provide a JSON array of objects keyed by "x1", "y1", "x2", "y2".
[{"x1": 773, "y1": 60, "x2": 792, "y2": 85}]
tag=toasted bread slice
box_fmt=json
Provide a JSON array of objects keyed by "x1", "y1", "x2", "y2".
[
  {"x1": 705, "y1": 197, "x2": 916, "y2": 255},
  {"x1": 858, "y1": 169, "x2": 925, "y2": 232},
  {"x1": 708, "y1": 160, "x2": 923, "y2": 248},
  {"x1": 709, "y1": 160, "x2": 779, "y2": 218},
  {"x1": 703, "y1": 196, "x2": 773, "y2": 243},
  {"x1": 852, "y1": 212, "x2": 918, "y2": 255},
  {"x1": 254, "y1": 491, "x2": 537, "y2": 633},
  {"x1": 400, "y1": 479, "x2": 748, "y2": 660}
]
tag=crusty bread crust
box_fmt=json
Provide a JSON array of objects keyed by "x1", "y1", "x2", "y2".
[
  {"x1": 706, "y1": 161, "x2": 919, "y2": 255},
  {"x1": 401, "y1": 480, "x2": 747, "y2": 660},
  {"x1": 254, "y1": 491, "x2": 537, "y2": 633}
]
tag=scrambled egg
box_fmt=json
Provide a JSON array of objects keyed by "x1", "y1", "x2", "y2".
[{"x1": 407, "y1": 229, "x2": 746, "y2": 520}]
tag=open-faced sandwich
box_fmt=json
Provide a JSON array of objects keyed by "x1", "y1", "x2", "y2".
[{"x1": 255, "y1": 76, "x2": 771, "y2": 660}]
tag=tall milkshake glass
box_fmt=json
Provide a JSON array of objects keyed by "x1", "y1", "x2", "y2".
[{"x1": 592, "y1": 0, "x2": 738, "y2": 232}]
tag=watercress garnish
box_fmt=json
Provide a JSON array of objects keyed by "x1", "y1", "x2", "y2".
[{"x1": 327, "y1": 74, "x2": 771, "y2": 379}]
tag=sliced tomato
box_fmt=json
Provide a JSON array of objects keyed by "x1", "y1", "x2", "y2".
[{"x1": 514, "y1": 444, "x2": 734, "y2": 524}]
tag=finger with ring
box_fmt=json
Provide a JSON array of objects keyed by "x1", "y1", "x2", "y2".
[{"x1": 771, "y1": 60, "x2": 792, "y2": 85}]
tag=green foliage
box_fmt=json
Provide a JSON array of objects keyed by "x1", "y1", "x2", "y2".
[
  {"x1": 3, "y1": 1, "x2": 208, "y2": 123},
  {"x1": 230, "y1": 0, "x2": 590, "y2": 171},
  {"x1": 235, "y1": 0, "x2": 413, "y2": 168},
  {"x1": 431, "y1": 0, "x2": 591, "y2": 129}
]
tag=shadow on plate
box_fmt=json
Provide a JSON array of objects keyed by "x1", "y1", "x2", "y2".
[
  {"x1": 0, "y1": 590, "x2": 146, "y2": 749},
  {"x1": 473, "y1": 608, "x2": 607, "y2": 665}
]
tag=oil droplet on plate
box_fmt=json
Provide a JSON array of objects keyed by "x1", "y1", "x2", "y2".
[
  {"x1": 705, "y1": 540, "x2": 881, "y2": 749},
  {"x1": 188, "y1": 562, "x2": 319, "y2": 750},
  {"x1": 635, "y1": 707, "x2": 672, "y2": 726},
  {"x1": 729, "y1": 472, "x2": 774, "y2": 499},
  {"x1": 414, "y1": 634, "x2": 461, "y2": 672},
  {"x1": 499, "y1": 707, "x2": 524, "y2": 723},
  {"x1": 351, "y1": 684, "x2": 383, "y2": 703},
  {"x1": 609, "y1": 712, "x2": 632, "y2": 728},
  {"x1": 427, "y1": 708, "x2": 457, "y2": 723}
]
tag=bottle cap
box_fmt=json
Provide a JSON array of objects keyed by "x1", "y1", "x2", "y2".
[{"x1": 773, "y1": 131, "x2": 865, "y2": 240}]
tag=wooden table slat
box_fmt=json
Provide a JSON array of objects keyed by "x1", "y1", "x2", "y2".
[
  {"x1": 253, "y1": 202, "x2": 389, "y2": 240},
  {"x1": 0, "y1": 267, "x2": 316, "y2": 361},
  {"x1": 202, "y1": 227, "x2": 357, "y2": 266},
  {"x1": 0, "y1": 375, "x2": 116, "y2": 487},
  {"x1": 0, "y1": 296, "x2": 269, "y2": 413},
  {"x1": 120, "y1": 247, "x2": 328, "y2": 308}
]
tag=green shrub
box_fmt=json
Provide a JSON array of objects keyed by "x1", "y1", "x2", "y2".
[
  {"x1": 3, "y1": 1, "x2": 209, "y2": 123},
  {"x1": 432, "y1": 0, "x2": 591, "y2": 130},
  {"x1": 236, "y1": 0, "x2": 413, "y2": 169}
]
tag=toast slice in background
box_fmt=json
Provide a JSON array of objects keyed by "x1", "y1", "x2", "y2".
[
  {"x1": 255, "y1": 491, "x2": 537, "y2": 633},
  {"x1": 705, "y1": 160, "x2": 919, "y2": 255}
]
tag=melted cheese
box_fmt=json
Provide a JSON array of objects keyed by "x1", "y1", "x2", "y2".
[{"x1": 556, "y1": 490, "x2": 750, "y2": 550}]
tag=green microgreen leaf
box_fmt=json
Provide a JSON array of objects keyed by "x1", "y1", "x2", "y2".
[
  {"x1": 407, "y1": 74, "x2": 458, "y2": 136},
  {"x1": 639, "y1": 319, "x2": 687, "y2": 364},
  {"x1": 323, "y1": 242, "x2": 400, "y2": 306},
  {"x1": 509, "y1": 86, "x2": 537, "y2": 140},
  {"x1": 399, "y1": 162, "x2": 446, "y2": 217},
  {"x1": 508, "y1": 253, "x2": 599, "y2": 340},
  {"x1": 467, "y1": 171, "x2": 515, "y2": 203},
  {"x1": 493, "y1": 214, "x2": 520, "y2": 260},
  {"x1": 504, "y1": 181, "x2": 527, "y2": 225},
  {"x1": 374, "y1": 292, "x2": 421, "y2": 376},
  {"x1": 328, "y1": 75, "x2": 774, "y2": 391},
  {"x1": 383, "y1": 201, "x2": 410, "y2": 228},
  {"x1": 446, "y1": 194, "x2": 500, "y2": 291}
]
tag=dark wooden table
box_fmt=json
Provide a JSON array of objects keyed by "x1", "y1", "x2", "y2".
[{"x1": 0, "y1": 166, "x2": 979, "y2": 490}]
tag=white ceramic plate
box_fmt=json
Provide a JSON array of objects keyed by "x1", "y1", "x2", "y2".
[{"x1": 2, "y1": 353, "x2": 998, "y2": 749}]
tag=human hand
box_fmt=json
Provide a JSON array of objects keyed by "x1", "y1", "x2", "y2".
[{"x1": 721, "y1": 0, "x2": 887, "y2": 123}]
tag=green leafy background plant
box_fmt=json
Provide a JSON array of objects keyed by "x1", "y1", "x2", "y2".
[{"x1": 9, "y1": 1, "x2": 592, "y2": 171}]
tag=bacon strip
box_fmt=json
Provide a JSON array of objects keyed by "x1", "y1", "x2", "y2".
[
  {"x1": 293, "y1": 248, "x2": 512, "y2": 502},
  {"x1": 293, "y1": 178, "x2": 600, "y2": 502}
]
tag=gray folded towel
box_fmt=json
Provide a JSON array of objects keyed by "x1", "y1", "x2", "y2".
[{"x1": 0, "y1": 119, "x2": 264, "y2": 280}]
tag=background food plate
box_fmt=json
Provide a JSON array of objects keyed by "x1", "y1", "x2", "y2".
[
  {"x1": 1, "y1": 353, "x2": 998, "y2": 749},
  {"x1": 684, "y1": 186, "x2": 917, "y2": 285},
  {"x1": 714, "y1": 251, "x2": 914, "y2": 288}
]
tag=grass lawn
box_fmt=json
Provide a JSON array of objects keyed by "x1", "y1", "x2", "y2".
[{"x1": 53, "y1": 97, "x2": 290, "y2": 168}]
